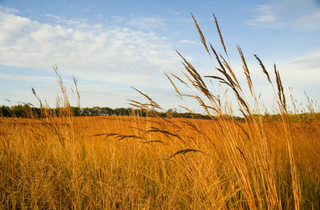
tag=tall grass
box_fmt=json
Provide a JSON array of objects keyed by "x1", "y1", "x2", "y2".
[{"x1": 1, "y1": 13, "x2": 320, "y2": 209}]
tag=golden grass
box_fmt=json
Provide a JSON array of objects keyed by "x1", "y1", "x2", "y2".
[
  {"x1": 1, "y1": 115, "x2": 320, "y2": 209},
  {"x1": 1, "y1": 13, "x2": 320, "y2": 209}
]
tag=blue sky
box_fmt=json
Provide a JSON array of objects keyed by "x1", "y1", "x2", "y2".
[{"x1": 0, "y1": 0, "x2": 320, "y2": 114}]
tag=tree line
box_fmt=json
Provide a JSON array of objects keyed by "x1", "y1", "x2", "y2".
[
  {"x1": 2, "y1": 104, "x2": 317, "y2": 122},
  {"x1": 0, "y1": 104, "x2": 212, "y2": 119}
]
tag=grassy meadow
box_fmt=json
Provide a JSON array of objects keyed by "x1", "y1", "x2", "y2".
[
  {"x1": 1, "y1": 113, "x2": 320, "y2": 209},
  {"x1": 1, "y1": 14, "x2": 320, "y2": 209}
]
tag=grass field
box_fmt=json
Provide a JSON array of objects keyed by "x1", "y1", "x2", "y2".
[
  {"x1": 1, "y1": 115, "x2": 320, "y2": 209},
  {"x1": 1, "y1": 14, "x2": 320, "y2": 209}
]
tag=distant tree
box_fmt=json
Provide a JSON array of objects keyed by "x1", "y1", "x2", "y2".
[
  {"x1": 114, "y1": 108, "x2": 129, "y2": 116},
  {"x1": 81, "y1": 107, "x2": 91, "y2": 116},
  {"x1": 160, "y1": 112, "x2": 167, "y2": 117},
  {"x1": 0, "y1": 105, "x2": 12, "y2": 117},
  {"x1": 100, "y1": 107, "x2": 114, "y2": 116},
  {"x1": 167, "y1": 109, "x2": 174, "y2": 114},
  {"x1": 135, "y1": 109, "x2": 147, "y2": 117},
  {"x1": 91, "y1": 106, "x2": 101, "y2": 116},
  {"x1": 10, "y1": 105, "x2": 25, "y2": 117},
  {"x1": 127, "y1": 108, "x2": 135, "y2": 116},
  {"x1": 167, "y1": 108, "x2": 178, "y2": 117},
  {"x1": 70, "y1": 106, "x2": 81, "y2": 116}
]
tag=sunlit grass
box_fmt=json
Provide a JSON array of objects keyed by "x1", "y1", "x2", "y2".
[{"x1": 1, "y1": 13, "x2": 320, "y2": 209}]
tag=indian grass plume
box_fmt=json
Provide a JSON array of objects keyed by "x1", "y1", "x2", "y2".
[
  {"x1": 237, "y1": 45, "x2": 253, "y2": 97},
  {"x1": 164, "y1": 72, "x2": 183, "y2": 99},
  {"x1": 170, "y1": 73, "x2": 189, "y2": 87},
  {"x1": 219, "y1": 54, "x2": 240, "y2": 89},
  {"x1": 254, "y1": 54, "x2": 271, "y2": 84},
  {"x1": 31, "y1": 87, "x2": 51, "y2": 118},
  {"x1": 130, "y1": 87, "x2": 163, "y2": 111},
  {"x1": 168, "y1": 149, "x2": 203, "y2": 159},
  {"x1": 191, "y1": 13, "x2": 210, "y2": 56},
  {"x1": 53, "y1": 64, "x2": 70, "y2": 110},
  {"x1": 274, "y1": 64, "x2": 287, "y2": 113},
  {"x1": 213, "y1": 13, "x2": 228, "y2": 58},
  {"x1": 213, "y1": 12, "x2": 233, "y2": 74},
  {"x1": 73, "y1": 76, "x2": 81, "y2": 110},
  {"x1": 176, "y1": 50, "x2": 215, "y2": 105}
]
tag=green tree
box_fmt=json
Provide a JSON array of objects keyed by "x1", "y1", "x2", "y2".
[
  {"x1": 0, "y1": 105, "x2": 12, "y2": 117},
  {"x1": 101, "y1": 107, "x2": 114, "y2": 116},
  {"x1": 70, "y1": 106, "x2": 81, "y2": 116}
]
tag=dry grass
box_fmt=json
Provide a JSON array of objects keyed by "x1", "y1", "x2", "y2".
[
  {"x1": 1, "y1": 115, "x2": 320, "y2": 209},
  {"x1": 1, "y1": 13, "x2": 320, "y2": 209}
]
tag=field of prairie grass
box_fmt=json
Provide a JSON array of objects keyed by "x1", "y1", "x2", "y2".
[
  {"x1": 1, "y1": 114, "x2": 320, "y2": 209},
  {"x1": 1, "y1": 14, "x2": 320, "y2": 209}
]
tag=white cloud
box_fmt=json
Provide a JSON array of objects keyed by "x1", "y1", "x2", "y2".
[
  {"x1": 168, "y1": 11, "x2": 181, "y2": 16},
  {"x1": 245, "y1": 0, "x2": 320, "y2": 30},
  {"x1": 177, "y1": 17, "x2": 193, "y2": 24},
  {"x1": 110, "y1": 15, "x2": 194, "y2": 31},
  {"x1": 0, "y1": 73, "x2": 57, "y2": 82},
  {"x1": 45, "y1": 14, "x2": 61, "y2": 21},
  {"x1": 81, "y1": 7, "x2": 92, "y2": 12},
  {"x1": 45, "y1": 14, "x2": 90, "y2": 28},
  {"x1": 111, "y1": 16, "x2": 127, "y2": 23},
  {"x1": 111, "y1": 15, "x2": 168, "y2": 30},
  {"x1": 0, "y1": 5, "x2": 19, "y2": 14},
  {"x1": 293, "y1": 11, "x2": 320, "y2": 30},
  {"x1": 0, "y1": 8, "x2": 181, "y2": 88},
  {"x1": 278, "y1": 53, "x2": 320, "y2": 86},
  {"x1": 180, "y1": 40, "x2": 201, "y2": 45},
  {"x1": 126, "y1": 17, "x2": 167, "y2": 30},
  {"x1": 252, "y1": 5, "x2": 276, "y2": 23}
]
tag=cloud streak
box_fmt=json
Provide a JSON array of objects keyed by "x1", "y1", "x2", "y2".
[
  {"x1": 245, "y1": 0, "x2": 320, "y2": 30},
  {"x1": 179, "y1": 40, "x2": 201, "y2": 45},
  {"x1": 0, "y1": 73, "x2": 57, "y2": 82},
  {"x1": 279, "y1": 53, "x2": 320, "y2": 86}
]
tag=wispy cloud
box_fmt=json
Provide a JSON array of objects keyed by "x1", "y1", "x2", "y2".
[
  {"x1": 293, "y1": 11, "x2": 320, "y2": 30},
  {"x1": 111, "y1": 15, "x2": 168, "y2": 30},
  {"x1": 283, "y1": 53, "x2": 320, "y2": 69},
  {"x1": 251, "y1": 5, "x2": 276, "y2": 23},
  {"x1": 45, "y1": 14, "x2": 90, "y2": 28},
  {"x1": 126, "y1": 17, "x2": 167, "y2": 30},
  {"x1": 111, "y1": 15, "x2": 194, "y2": 30},
  {"x1": 278, "y1": 52, "x2": 320, "y2": 87},
  {"x1": 180, "y1": 40, "x2": 201, "y2": 45},
  {"x1": 0, "y1": 5, "x2": 18, "y2": 14},
  {"x1": 111, "y1": 16, "x2": 127, "y2": 23},
  {"x1": 167, "y1": 10, "x2": 181, "y2": 16},
  {"x1": 0, "y1": 73, "x2": 57, "y2": 82},
  {"x1": 245, "y1": 0, "x2": 320, "y2": 30}
]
